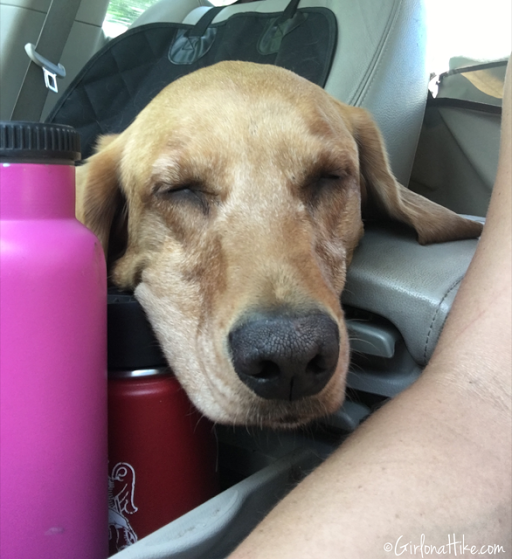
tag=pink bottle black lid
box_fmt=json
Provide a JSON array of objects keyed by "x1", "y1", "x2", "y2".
[{"x1": 0, "y1": 121, "x2": 81, "y2": 162}]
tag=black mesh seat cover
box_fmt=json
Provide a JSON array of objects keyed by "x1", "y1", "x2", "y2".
[{"x1": 46, "y1": 5, "x2": 336, "y2": 158}]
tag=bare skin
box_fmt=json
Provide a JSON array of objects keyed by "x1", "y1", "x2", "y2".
[{"x1": 229, "y1": 59, "x2": 512, "y2": 559}]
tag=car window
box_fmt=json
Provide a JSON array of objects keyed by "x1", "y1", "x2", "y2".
[
  {"x1": 426, "y1": 0, "x2": 510, "y2": 74},
  {"x1": 103, "y1": 0, "x2": 159, "y2": 37},
  {"x1": 103, "y1": 0, "x2": 240, "y2": 37}
]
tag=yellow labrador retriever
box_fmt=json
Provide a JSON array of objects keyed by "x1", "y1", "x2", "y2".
[{"x1": 76, "y1": 61, "x2": 482, "y2": 428}]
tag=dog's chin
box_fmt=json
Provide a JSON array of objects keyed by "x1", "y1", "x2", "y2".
[
  {"x1": 217, "y1": 405, "x2": 340, "y2": 430},
  {"x1": 203, "y1": 390, "x2": 346, "y2": 430},
  {"x1": 264, "y1": 413, "x2": 323, "y2": 430}
]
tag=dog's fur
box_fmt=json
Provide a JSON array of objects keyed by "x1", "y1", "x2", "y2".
[{"x1": 76, "y1": 61, "x2": 482, "y2": 428}]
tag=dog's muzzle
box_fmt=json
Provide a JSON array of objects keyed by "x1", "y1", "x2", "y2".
[{"x1": 228, "y1": 310, "x2": 340, "y2": 401}]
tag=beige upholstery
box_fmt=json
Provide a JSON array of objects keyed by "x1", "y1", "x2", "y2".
[{"x1": 0, "y1": 0, "x2": 108, "y2": 120}]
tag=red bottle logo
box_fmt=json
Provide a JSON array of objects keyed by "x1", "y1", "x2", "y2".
[{"x1": 108, "y1": 462, "x2": 138, "y2": 553}]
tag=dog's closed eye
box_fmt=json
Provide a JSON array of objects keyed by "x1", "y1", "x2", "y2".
[
  {"x1": 154, "y1": 182, "x2": 212, "y2": 215},
  {"x1": 302, "y1": 167, "x2": 352, "y2": 207},
  {"x1": 315, "y1": 171, "x2": 346, "y2": 186},
  {"x1": 320, "y1": 172, "x2": 343, "y2": 180}
]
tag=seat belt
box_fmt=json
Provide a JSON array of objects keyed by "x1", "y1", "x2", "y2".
[{"x1": 10, "y1": 0, "x2": 82, "y2": 122}]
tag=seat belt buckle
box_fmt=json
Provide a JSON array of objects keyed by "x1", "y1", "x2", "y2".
[{"x1": 24, "y1": 43, "x2": 66, "y2": 93}]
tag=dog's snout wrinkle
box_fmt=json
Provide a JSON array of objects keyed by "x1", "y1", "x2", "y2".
[{"x1": 229, "y1": 311, "x2": 339, "y2": 401}]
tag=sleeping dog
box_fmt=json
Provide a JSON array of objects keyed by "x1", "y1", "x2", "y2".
[{"x1": 76, "y1": 61, "x2": 482, "y2": 428}]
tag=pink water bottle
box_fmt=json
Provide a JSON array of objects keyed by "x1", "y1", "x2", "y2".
[{"x1": 0, "y1": 122, "x2": 108, "y2": 558}]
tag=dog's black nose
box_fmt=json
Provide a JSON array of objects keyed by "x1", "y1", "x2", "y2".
[{"x1": 228, "y1": 311, "x2": 339, "y2": 401}]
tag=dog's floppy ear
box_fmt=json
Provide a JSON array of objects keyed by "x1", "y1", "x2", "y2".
[
  {"x1": 348, "y1": 106, "x2": 483, "y2": 244},
  {"x1": 75, "y1": 134, "x2": 128, "y2": 264}
]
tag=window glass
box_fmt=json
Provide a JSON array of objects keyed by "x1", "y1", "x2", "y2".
[
  {"x1": 102, "y1": 0, "x2": 240, "y2": 37},
  {"x1": 103, "y1": 0, "x2": 158, "y2": 38},
  {"x1": 426, "y1": 0, "x2": 511, "y2": 74}
]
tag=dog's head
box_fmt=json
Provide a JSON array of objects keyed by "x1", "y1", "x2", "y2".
[{"x1": 77, "y1": 61, "x2": 482, "y2": 428}]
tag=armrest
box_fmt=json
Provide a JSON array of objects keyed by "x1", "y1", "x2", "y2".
[{"x1": 342, "y1": 223, "x2": 480, "y2": 366}]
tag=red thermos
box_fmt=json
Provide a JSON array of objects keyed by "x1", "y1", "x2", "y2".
[{"x1": 107, "y1": 291, "x2": 218, "y2": 555}]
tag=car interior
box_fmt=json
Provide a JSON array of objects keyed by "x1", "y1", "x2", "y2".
[{"x1": 0, "y1": 0, "x2": 508, "y2": 557}]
